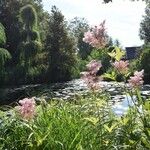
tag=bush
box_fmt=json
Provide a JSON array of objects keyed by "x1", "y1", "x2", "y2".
[{"x1": 140, "y1": 45, "x2": 150, "y2": 75}]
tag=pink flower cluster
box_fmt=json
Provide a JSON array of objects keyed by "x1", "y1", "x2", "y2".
[
  {"x1": 128, "y1": 70, "x2": 144, "y2": 88},
  {"x1": 83, "y1": 21, "x2": 107, "y2": 49},
  {"x1": 112, "y1": 60, "x2": 129, "y2": 74},
  {"x1": 16, "y1": 97, "x2": 36, "y2": 120},
  {"x1": 81, "y1": 60, "x2": 102, "y2": 91},
  {"x1": 86, "y1": 60, "x2": 102, "y2": 74}
]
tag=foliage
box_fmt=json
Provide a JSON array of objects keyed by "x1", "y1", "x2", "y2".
[
  {"x1": 68, "y1": 17, "x2": 93, "y2": 60},
  {"x1": 0, "y1": 48, "x2": 11, "y2": 70},
  {"x1": 0, "y1": 21, "x2": 150, "y2": 149},
  {"x1": 103, "y1": 0, "x2": 147, "y2": 3},
  {"x1": 0, "y1": 0, "x2": 46, "y2": 64},
  {"x1": 46, "y1": 6, "x2": 79, "y2": 82},
  {"x1": 0, "y1": 23, "x2": 6, "y2": 45},
  {"x1": 87, "y1": 48, "x2": 111, "y2": 73},
  {"x1": 0, "y1": 0, "x2": 49, "y2": 85},
  {"x1": 108, "y1": 47, "x2": 125, "y2": 61},
  {"x1": 0, "y1": 23, "x2": 11, "y2": 83},
  {"x1": 20, "y1": 4, "x2": 38, "y2": 29},
  {"x1": 81, "y1": 22, "x2": 123, "y2": 74},
  {"x1": 0, "y1": 95, "x2": 111, "y2": 149},
  {"x1": 18, "y1": 4, "x2": 42, "y2": 83},
  {"x1": 138, "y1": 44, "x2": 150, "y2": 78},
  {"x1": 140, "y1": 2, "x2": 150, "y2": 44},
  {"x1": 0, "y1": 90, "x2": 150, "y2": 149},
  {"x1": 0, "y1": 0, "x2": 148, "y2": 86}
]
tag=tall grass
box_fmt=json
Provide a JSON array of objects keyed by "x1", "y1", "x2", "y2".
[{"x1": 0, "y1": 92, "x2": 150, "y2": 150}]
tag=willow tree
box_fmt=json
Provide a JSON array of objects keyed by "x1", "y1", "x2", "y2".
[
  {"x1": 0, "y1": 0, "x2": 47, "y2": 64},
  {"x1": 18, "y1": 4, "x2": 42, "y2": 82},
  {"x1": 0, "y1": 23, "x2": 11, "y2": 82}
]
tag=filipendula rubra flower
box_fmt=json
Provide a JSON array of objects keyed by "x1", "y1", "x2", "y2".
[
  {"x1": 112, "y1": 60, "x2": 129, "y2": 74},
  {"x1": 83, "y1": 21, "x2": 107, "y2": 49},
  {"x1": 16, "y1": 97, "x2": 36, "y2": 120},
  {"x1": 81, "y1": 60, "x2": 102, "y2": 91},
  {"x1": 128, "y1": 70, "x2": 144, "y2": 88}
]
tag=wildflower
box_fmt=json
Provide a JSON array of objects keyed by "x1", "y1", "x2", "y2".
[
  {"x1": 112, "y1": 60, "x2": 129, "y2": 74},
  {"x1": 81, "y1": 60, "x2": 102, "y2": 91},
  {"x1": 128, "y1": 70, "x2": 144, "y2": 88},
  {"x1": 86, "y1": 60, "x2": 102, "y2": 74},
  {"x1": 83, "y1": 21, "x2": 107, "y2": 48},
  {"x1": 16, "y1": 97, "x2": 36, "y2": 120}
]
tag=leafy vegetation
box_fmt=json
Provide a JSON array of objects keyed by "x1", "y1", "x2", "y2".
[
  {"x1": 46, "y1": 6, "x2": 79, "y2": 82},
  {"x1": 0, "y1": 1, "x2": 150, "y2": 149},
  {"x1": 140, "y1": 1, "x2": 150, "y2": 44},
  {"x1": 0, "y1": 90, "x2": 150, "y2": 149},
  {"x1": 0, "y1": 28, "x2": 149, "y2": 149},
  {"x1": 0, "y1": 23, "x2": 11, "y2": 84}
]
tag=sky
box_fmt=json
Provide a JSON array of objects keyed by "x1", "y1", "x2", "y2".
[{"x1": 42, "y1": 0, "x2": 146, "y2": 47}]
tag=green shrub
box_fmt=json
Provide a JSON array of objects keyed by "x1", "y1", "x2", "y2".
[{"x1": 140, "y1": 45, "x2": 150, "y2": 75}]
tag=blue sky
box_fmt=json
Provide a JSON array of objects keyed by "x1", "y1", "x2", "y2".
[{"x1": 42, "y1": 0, "x2": 146, "y2": 47}]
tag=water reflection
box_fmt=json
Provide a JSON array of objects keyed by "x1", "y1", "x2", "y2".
[
  {"x1": 112, "y1": 95, "x2": 135, "y2": 115},
  {"x1": 0, "y1": 79, "x2": 150, "y2": 115}
]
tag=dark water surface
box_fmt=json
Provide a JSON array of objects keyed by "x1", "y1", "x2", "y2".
[{"x1": 0, "y1": 79, "x2": 150, "y2": 114}]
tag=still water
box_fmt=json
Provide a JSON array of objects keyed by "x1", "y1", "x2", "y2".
[{"x1": 0, "y1": 79, "x2": 150, "y2": 115}]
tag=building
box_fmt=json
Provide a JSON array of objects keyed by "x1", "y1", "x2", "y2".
[{"x1": 125, "y1": 46, "x2": 141, "y2": 60}]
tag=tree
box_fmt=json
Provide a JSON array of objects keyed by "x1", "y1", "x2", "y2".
[
  {"x1": 0, "y1": 0, "x2": 49, "y2": 84},
  {"x1": 137, "y1": 44, "x2": 150, "y2": 83},
  {"x1": 0, "y1": 23, "x2": 11, "y2": 83},
  {"x1": 18, "y1": 4, "x2": 42, "y2": 83},
  {"x1": 0, "y1": 0, "x2": 22, "y2": 64},
  {"x1": 0, "y1": 0, "x2": 48, "y2": 65},
  {"x1": 68, "y1": 17, "x2": 93, "y2": 60},
  {"x1": 103, "y1": 0, "x2": 146, "y2": 3},
  {"x1": 46, "y1": 6, "x2": 78, "y2": 82},
  {"x1": 140, "y1": 2, "x2": 150, "y2": 43}
]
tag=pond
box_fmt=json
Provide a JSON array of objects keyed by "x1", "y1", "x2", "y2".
[{"x1": 0, "y1": 79, "x2": 150, "y2": 115}]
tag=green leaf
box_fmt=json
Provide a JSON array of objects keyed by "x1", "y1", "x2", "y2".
[
  {"x1": 0, "y1": 23, "x2": 6, "y2": 45},
  {"x1": 115, "y1": 47, "x2": 125, "y2": 61},
  {"x1": 141, "y1": 137, "x2": 150, "y2": 149},
  {"x1": 107, "y1": 47, "x2": 125, "y2": 61},
  {"x1": 144, "y1": 101, "x2": 150, "y2": 111},
  {"x1": 120, "y1": 117, "x2": 129, "y2": 125},
  {"x1": 104, "y1": 123, "x2": 117, "y2": 133},
  {"x1": 102, "y1": 72, "x2": 116, "y2": 81},
  {"x1": 0, "y1": 48, "x2": 11, "y2": 68},
  {"x1": 108, "y1": 51, "x2": 116, "y2": 58},
  {"x1": 83, "y1": 117, "x2": 99, "y2": 125}
]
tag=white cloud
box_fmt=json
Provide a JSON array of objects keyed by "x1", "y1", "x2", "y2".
[{"x1": 42, "y1": 0, "x2": 146, "y2": 47}]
